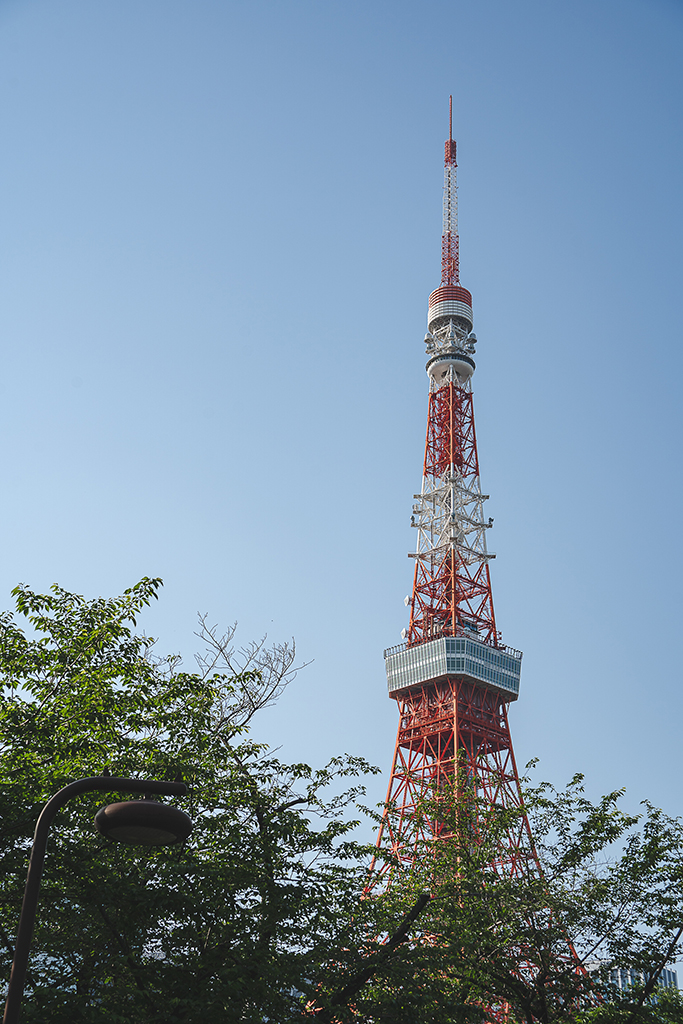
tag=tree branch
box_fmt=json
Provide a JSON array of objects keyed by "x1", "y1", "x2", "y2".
[
  {"x1": 626, "y1": 922, "x2": 683, "y2": 1020},
  {"x1": 311, "y1": 893, "x2": 431, "y2": 1022}
]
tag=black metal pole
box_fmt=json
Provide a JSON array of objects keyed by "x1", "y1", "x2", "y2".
[{"x1": 2, "y1": 776, "x2": 187, "y2": 1024}]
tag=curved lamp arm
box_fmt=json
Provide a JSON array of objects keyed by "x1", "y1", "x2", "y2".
[{"x1": 3, "y1": 776, "x2": 187, "y2": 1024}]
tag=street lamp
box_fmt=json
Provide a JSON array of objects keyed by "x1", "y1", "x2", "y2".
[
  {"x1": 95, "y1": 798, "x2": 193, "y2": 845},
  {"x1": 2, "y1": 775, "x2": 192, "y2": 1024}
]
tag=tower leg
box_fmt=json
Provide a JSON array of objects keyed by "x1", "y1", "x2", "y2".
[{"x1": 375, "y1": 679, "x2": 531, "y2": 879}]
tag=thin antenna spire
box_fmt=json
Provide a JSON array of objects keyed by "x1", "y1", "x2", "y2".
[{"x1": 442, "y1": 96, "x2": 459, "y2": 284}]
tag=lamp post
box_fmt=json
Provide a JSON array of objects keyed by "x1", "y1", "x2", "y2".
[{"x1": 2, "y1": 776, "x2": 192, "y2": 1024}]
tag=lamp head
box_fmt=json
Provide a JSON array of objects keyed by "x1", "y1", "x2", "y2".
[{"x1": 95, "y1": 800, "x2": 193, "y2": 846}]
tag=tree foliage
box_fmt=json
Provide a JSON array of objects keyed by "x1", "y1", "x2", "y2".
[
  {"x1": 0, "y1": 579, "x2": 384, "y2": 1022},
  {"x1": 361, "y1": 771, "x2": 683, "y2": 1023},
  {"x1": 0, "y1": 579, "x2": 682, "y2": 1023}
]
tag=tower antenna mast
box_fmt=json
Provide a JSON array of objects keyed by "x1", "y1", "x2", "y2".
[{"x1": 442, "y1": 95, "x2": 459, "y2": 285}]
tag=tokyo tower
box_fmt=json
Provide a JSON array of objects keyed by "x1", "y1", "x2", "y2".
[{"x1": 375, "y1": 99, "x2": 530, "y2": 874}]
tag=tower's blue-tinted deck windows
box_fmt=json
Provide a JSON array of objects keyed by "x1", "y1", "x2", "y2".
[{"x1": 384, "y1": 635, "x2": 522, "y2": 700}]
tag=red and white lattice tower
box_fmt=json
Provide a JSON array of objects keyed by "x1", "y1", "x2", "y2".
[{"x1": 376, "y1": 99, "x2": 530, "y2": 875}]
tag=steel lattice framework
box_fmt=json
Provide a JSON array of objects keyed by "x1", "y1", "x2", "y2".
[
  {"x1": 368, "y1": 100, "x2": 590, "y2": 1024},
  {"x1": 377, "y1": 678, "x2": 534, "y2": 875},
  {"x1": 376, "y1": 99, "x2": 532, "y2": 881},
  {"x1": 408, "y1": 378, "x2": 497, "y2": 646}
]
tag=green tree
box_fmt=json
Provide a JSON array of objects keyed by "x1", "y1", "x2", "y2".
[
  {"x1": 578, "y1": 987, "x2": 683, "y2": 1024},
  {"x1": 1, "y1": 579, "x2": 683, "y2": 1023},
  {"x1": 357, "y1": 772, "x2": 683, "y2": 1023},
  {"x1": 0, "y1": 579, "x2": 392, "y2": 1022}
]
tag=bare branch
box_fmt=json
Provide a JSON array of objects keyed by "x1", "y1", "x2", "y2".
[{"x1": 194, "y1": 615, "x2": 310, "y2": 730}]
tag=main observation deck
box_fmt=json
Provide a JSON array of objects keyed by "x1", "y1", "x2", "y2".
[{"x1": 384, "y1": 635, "x2": 522, "y2": 701}]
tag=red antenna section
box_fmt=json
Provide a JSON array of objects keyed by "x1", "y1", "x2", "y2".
[{"x1": 442, "y1": 95, "x2": 459, "y2": 285}]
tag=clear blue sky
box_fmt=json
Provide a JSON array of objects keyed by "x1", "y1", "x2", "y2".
[{"x1": 0, "y1": 0, "x2": 682, "y2": 841}]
